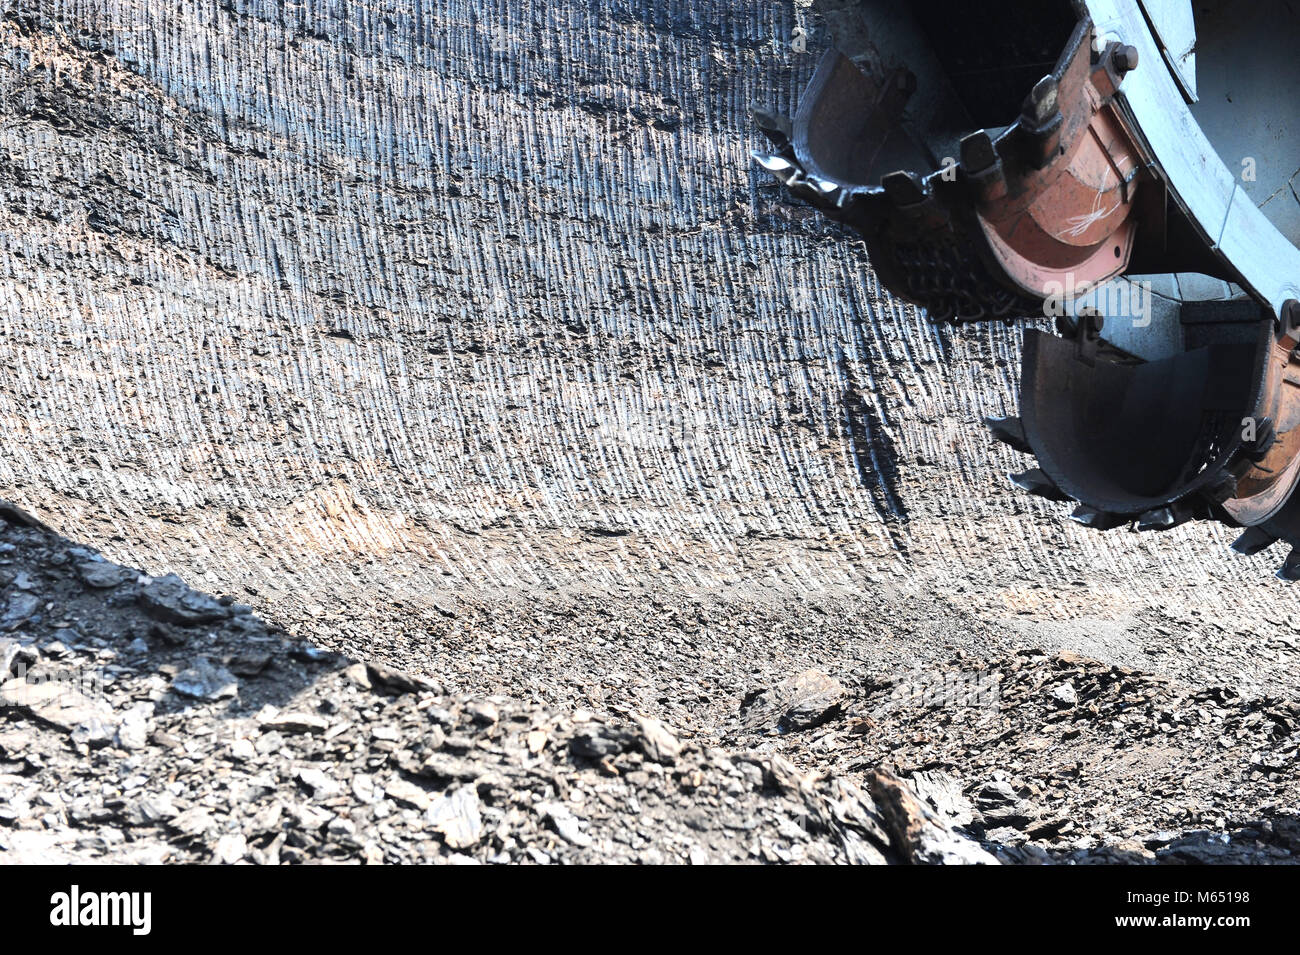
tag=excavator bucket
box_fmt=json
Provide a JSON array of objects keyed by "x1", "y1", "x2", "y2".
[{"x1": 757, "y1": 0, "x2": 1300, "y2": 576}]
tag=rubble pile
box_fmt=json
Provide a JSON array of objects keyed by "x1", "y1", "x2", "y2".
[
  {"x1": 0, "y1": 506, "x2": 992, "y2": 864},
  {"x1": 3, "y1": 506, "x2": 1296, "y2": 864}
]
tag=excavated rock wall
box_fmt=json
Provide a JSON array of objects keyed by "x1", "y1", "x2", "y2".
[{"x1": 1, "y1": 1, "x2": 1297, "y2": 697}]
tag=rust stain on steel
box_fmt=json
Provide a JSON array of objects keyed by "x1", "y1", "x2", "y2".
[{"x1": 976, "y1": 40, "x2": 1147, "y2": 296}]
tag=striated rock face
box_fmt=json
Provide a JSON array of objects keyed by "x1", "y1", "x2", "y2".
[
  {"x1": 3, "y1": 0, "x2": 912, "y2": 602},
  {"x1": 3, "y1": 0, "x2": 1299, "y2": 694}
]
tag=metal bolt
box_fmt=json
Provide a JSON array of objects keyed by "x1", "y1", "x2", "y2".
[{"x1": 1113, "y1": 44, "x2": 1139, "y2": 74}]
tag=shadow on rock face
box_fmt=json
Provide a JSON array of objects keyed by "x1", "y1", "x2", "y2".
[
  {"x1": 0, "y1": 502, "x2": 998, "y2": 865},
  {"x1": 0, "y1": 501, "x2": 356, "y2": 739}
]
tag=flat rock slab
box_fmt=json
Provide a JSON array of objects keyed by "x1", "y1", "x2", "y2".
[
  {"x1": 172, "y1": 659, "x2": 239, "y2": 701},
  {"x1": 740, "y1": 669, "x2": 847, "y2": 735},
  {"x1": 138, "y1": 575, "x2": 232, "y2": 627},
  {"x1": 425, "y1": 787, "x2": 483, "y2": 850},
  {"x1": 75, "y1": 561, "x2": 136, "y2": 589},
  {"x1": 0, "y1": 671, "x2": 117, "y2": 736}
]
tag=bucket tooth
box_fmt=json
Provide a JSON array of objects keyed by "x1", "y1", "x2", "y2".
[
  {"x1": 1009, "y1": 468, "x2": 1069, "y2": 502},
  {"x1": 1022, "y1": 75, "x2": 1059, "y2": 125},
  {"x1": 1018, "y1": 76, "x2": 1063, "y2": 167},
  {"x1": 960, "y1": 130, "x2": 1006, "y2": 201},
  {"x1": 805, "y1": 174, "x2": 843, "y2": 201},
  {"x1": 881, "y1": 170, "x2": 928, "y2": 208},
  {"x1": 1204, "y1": 470, "x2": 1239, "y2": 504},
  {"x1": 752, "y1": 151, "x2": 798, "y2": 184},
  {"x1": 1277, "y1": 549, "x2": 1300, "y2": 582},
  {"x1": 1136, "y1": 505, "x2": 1189, "y2": 532},
  {"x1": 751, "y1": 107, "x2": 793, "y2": 151},
  {"x1": 1070, "y1": 505, "x2": 1126, "y2": 530},
  {"x1": 1053, "y1": 315, "x2": 1078, "y2": 339},
  {"x1": 959, "y1": 129, "x2": 998, "y2": 173},
  {"x1": 1231, "y1": 527, "x2": 1277, "y2": 556},
  {"x1": 983, "y1": 415, "x2": 1031, "y2": 453}
]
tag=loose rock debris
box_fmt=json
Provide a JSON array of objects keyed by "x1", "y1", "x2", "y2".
[
  {"x1": 3, "y1": 509, "x2": 1298, "y2": 864},
  {"x1": 0, "y1": 509, "x2": 992, "y2": 864}
]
